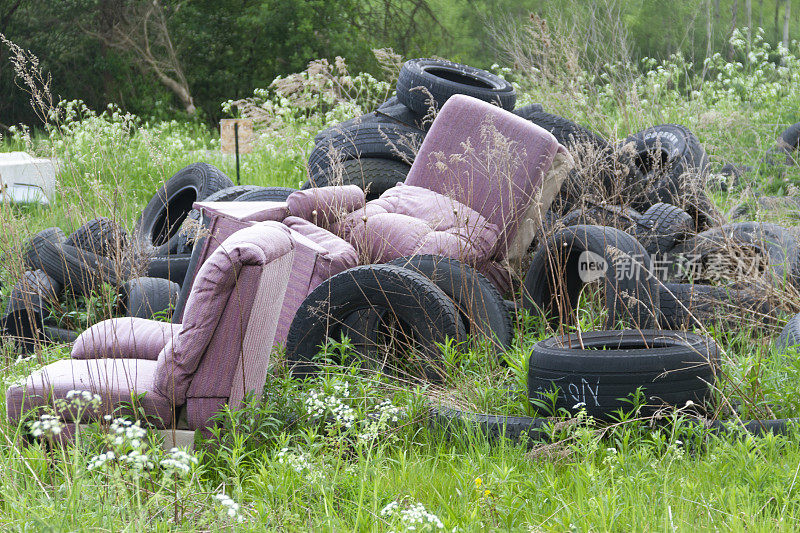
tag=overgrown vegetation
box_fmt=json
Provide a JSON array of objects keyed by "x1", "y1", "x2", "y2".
[{"x1": 4, "y1": 12, "x2": 800, "y2": 531}]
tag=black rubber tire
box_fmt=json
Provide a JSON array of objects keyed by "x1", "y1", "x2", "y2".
[
  {"x1": 3, "y1": 269, "x2": 62, "y2": 315},
  {"x1": 431, "y1": 406, "x2": 550, "y2": 444},
  {"x1": 667, "y1": 222, "x2": 800, "y2": 286},
  {"x1": 634, "y1": 203, "x2": 694, "y2": 257},
  {"x1": 520, "y1": 110, "x2": 608, "y2": 151},
  {"x1": 175, "y1": 185, "x2": 265, "y2": 254},
  {"x1": 233, "y1": 186, "x2": 295, "y2": 202},
  {"x1": 387, "y1": 255, "x2": 513, "y2": 354},
  {"x1": 512, "y1": 103, "x2": 545, "y2": 119},
  {"x1": 560, "y1": 205, "x2": 640, "y2": 231},
  {"x1": 315, "y1": 100, "x2": 427, "y2": 145},
  {"x1": 314, "y1": 113, "x2": 387, "y2": 145},
  {"x1": 120, "y1": 277, "x2": 180, "y2": 319},
  {"x1": 709, "y1": 163, "x2": 750, "y2": 191},
  {"x1": 623, "y1": 125, "x2": 712, "y2": 228},
  {"x1": 307, "y1": 122, "x2": 423, "y2": 185},
  {"x1": 146, "y1": 253, "x2": 192, "y2": 285},
  {"x1": 523, "y1": 225, "x2": 661, "y2": 329},
  {"x1": 302, "y1": 158, "x2": 410, "y2": 200},
  {"x1": 174, "y1": 185, "x2": 294, "y2": 254},
  {"x1": 376, "y1": 96, "x2": 428, "y2": 130},
  {"x1": 776, "y1": 312, "x2": 800, "y2": 351},
  {"x1": 286, "y1": 264, "x2": 466, "y2": 383},
  {"x1": 34, "y1": 240, "x2": 131, "y2": 295},
  {"x1": 659, "y1": 283, "x2": 773, "y2": 330},
  {"x1": 396, "y1": 58, "x2": 516, "y2": 115},
  {"x1": 765, "y1": 122, "x2": 800, "y2": 166},
  {"x1": 625, "y1": 124, "x2": 710, "y2": 179},
  {"x1": 528, "y1": 330, "x2": 719, "y2": 419},
  {"x1": 432, "y1": 406, "x2": 797, "y2": 445},
  {"x1": 42, "y1": 326, "x2": 80, "y2": 344},
  {"x1": 521, "y1": 111, "x2": 638, "y2": 211},
  {"x1": 23, "y1": 227, "x2": 67, "y2": 271},
  {"x1": 135, "y1": 163, "x2": 233, "y2": 256},
  {"x1": 504, "y1": 300, "x2": 518, "y2": 320},
  {"x1": 66, "y1": 217, "x2": 127, "y2": 258},
  {"x1": 2, "y1": 270, "x2": 63, "y2": 353}
]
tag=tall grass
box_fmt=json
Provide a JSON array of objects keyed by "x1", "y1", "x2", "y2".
[{"x1": 2, "y1": 23, "x2": 800, "y2": 531}]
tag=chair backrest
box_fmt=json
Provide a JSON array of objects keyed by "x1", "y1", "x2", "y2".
[
  {"x1": 153, "y1": 222, "x2": 295, "y2": 429},
  {"x1": 404, "y1": 94, "x2": 565, "y2": 258}
]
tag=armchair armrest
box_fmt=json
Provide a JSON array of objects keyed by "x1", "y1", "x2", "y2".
[{"x1": 72, "y1": 318, "x2": 180, "y2": 361}]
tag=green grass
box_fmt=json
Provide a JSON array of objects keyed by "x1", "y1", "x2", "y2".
[{"x1": 6, "y1": 40, "x2": 800, "y2": 530}]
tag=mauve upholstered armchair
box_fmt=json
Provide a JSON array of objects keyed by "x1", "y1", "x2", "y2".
[
  {"x1": 6, "y1": 222, "x2": 296, "y2": 437},
  {"x1": 291, "y1": 94, "x2": 573, "y2": 294}
]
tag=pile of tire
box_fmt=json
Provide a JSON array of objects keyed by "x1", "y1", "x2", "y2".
[
  {"x1": 286, "y1": 256, "x2": 514, "y2": 383},
  {"x1": 306, "y1": 58, "x2": 539, "y2": 200},
  {"x1": 527, "y1": 203, "x2": 791, "y2": 331},
  {"x1": 1, "y1": 162, "x2": 297, "y2": 352}
]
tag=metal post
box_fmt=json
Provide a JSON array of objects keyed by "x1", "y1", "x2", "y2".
[{"x1": 234, "y1": 121, "x2": 240, "y2": 185}]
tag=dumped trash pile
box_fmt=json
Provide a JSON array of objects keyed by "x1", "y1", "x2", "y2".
[{"x1": 4, "y1": 57, "x2": 800, "y2": 443}]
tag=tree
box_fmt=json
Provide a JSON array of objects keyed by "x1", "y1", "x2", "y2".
[
  {"x1": 90, "y1": 0, "x2": 195, "y2": 114},
  {"x1": 783, "y1": 0, "x2": 791, "y2": 49}
]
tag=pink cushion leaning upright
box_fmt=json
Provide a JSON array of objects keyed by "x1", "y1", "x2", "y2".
[{"x1": 404, "y1": 94, "x2": 563, "y2": 258}]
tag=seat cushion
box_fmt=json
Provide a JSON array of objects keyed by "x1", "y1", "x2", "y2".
[
  {"x1": 336, "y1": 184, "x2": 501, "y2": 264},
  {"x1": 404, "y1": 94, "x2": 563, "y2": 257},
  {"x1": 72, "y1": 318, "x2": 180, "y2": 361},
  {"x1": 6, "y1": 358, "x2": 174, "y2": 427}
]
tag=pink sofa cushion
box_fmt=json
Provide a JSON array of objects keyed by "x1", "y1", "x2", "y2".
[
  {"x1": 336, "y1": 184, "x2": 500, "y2": 264},
  {"x1": 404, "y1": 94, "x2": 562, "y2": 257},
  {"x1": 154, "y1": 224, "x2": 294, "y2": 404},
  {"x1": 72, "y1": 318, "x2": 180, "y2": 361},
  {"x1": 6, "y1": 358, "x2": 173, "y2": 426},
  {"x1": 287, "y1": 185, "x2": 365, "y2": 230}
]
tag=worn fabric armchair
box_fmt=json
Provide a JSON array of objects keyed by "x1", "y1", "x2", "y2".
[
  {"x1": 292, "y1": 94, "x2": 572, "y2": 294},
  {"x1": 7, "y1": 223, "x2": 295, "y2": 435}
]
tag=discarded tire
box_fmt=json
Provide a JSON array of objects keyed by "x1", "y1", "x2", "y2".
[
  {"x1": 316, "y1": 99, "x2": 427, "y2": 145},
  {"x1": 303, "y1": 158, "x2": 410, "y2": 199},
  {"x1": 66, "y1": 217, "x2": 127, "y2": 258},
  {"x1": 120, "y1": 277, "x2": 180, "y2": 319},
  {"x1": 387, "y1": 255, "x2": 513, "y2": 354},
  {"x1": 174, "y1": 185, "x2": 294, "y2": 254},
  {"x1": 1, "y1": 270, "x2": 63, "y2": 352},
  {"x1": 523, "y1": 225, "x2": 660, "y2": 328},
  {"x1": 431, "y1": 406, "x2": 549, "y2": 444},
  {"x1": 135, "y1": 163, "x2": 232, "y2": 256},
  {"x1": 634, "y1": 202, "x2": 694, "y2": 257},
  {"x1": 286, "y1": 264, "x2": 466, "y2": 382},
  {"x1": 765, "y1": 122, "x2": 800, "y2": 166},
  {"x1": 659, "y1": 283, "x2": 773, "y2": 330},
  {"x1": 512, "y1": 103, "x2": 545, "y2": 119},
  {"x1": 233, "y1": 186, "x2": 295, "y2": 202},
  {"x1": 307, "y1": 122, "x2": 423, "y2": 185},
  {"x1": 146, "y1": 253, "x2": 192, "y2": 285},
  {"x1": 376, "y1": 96, "x2": 428, "y2": 129},
  {"x1": 34, "y1": 240, "x2": 131, "y2": 295},
  {"x1": 668, "y1": 222, "x2": 800, "y2": 286},
  {"x1": 560, "y1": 205, "x2": 640, "y2": 231},
  {"x1": 623, "y1": 124, "x2": 712, "y2": 227},
  {"x1": 23, "y1": 227, "x2": 67, "y2": 271},
  {"x1": 396, "y1": 58, "x2": 516, "y2": 116},
  {"x1": 519, "y1": 110, "x2": 608, "y2": 151},
  {"x1": 521, "y1": 111, "x2": 635, "y2": 211},
  {"x1": 776, "y1": 312, "x2": 800, "y2": 351},
  {"x1": 528, "y1": 330, "x2": 719, "y2": 419}
]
